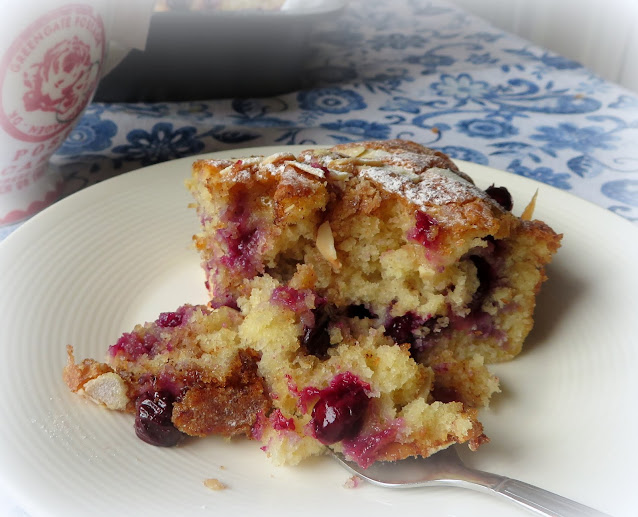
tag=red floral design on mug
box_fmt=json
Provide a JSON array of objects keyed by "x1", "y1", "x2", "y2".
[
  {"x1": 0, "y1": 5, "x2": 105, "y2": 143},
  {"x1": 22, "y1": 36, "x2": 100, "y2": 122}
]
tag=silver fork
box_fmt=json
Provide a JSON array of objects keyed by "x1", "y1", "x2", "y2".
[{"x1": 331, "y1": 446, "x2": 612, "y2": 517}]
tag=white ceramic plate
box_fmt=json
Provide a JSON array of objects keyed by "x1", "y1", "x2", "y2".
[{"x1": 0, "y1": 146, "x2": 636, "y2": 517}]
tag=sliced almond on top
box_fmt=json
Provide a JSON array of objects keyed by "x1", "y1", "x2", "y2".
[{"x1": 285, "y1": 160, "x2": 326, "y2": 178}]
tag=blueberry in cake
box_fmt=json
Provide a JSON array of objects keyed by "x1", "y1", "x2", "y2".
[{"x1": 64, "y1": 140, "x2": 561, "y2": 468}]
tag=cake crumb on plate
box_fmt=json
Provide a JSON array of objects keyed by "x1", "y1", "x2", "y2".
[
  {"x1": 343, "y1": 475, "x2": 362, "y2": 489},
  {"x1": 204, "y1": 478, "x2": 228, "y2": 491}
]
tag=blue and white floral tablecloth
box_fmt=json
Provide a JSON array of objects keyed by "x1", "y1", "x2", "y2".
[
  {"x1": 1, "y1": 0, "x2": 637, "y2": 509},
  {"x1": 2, "y1": 0, "x2": 638, "y2": 247}
]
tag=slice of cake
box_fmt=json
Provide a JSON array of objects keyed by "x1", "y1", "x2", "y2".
[
  {"x1": 64, "y1": 140, "x2": 560, "y2": 468},
  {"x1": 187, "y1": 140, "x2": 561, "y2": 364}
]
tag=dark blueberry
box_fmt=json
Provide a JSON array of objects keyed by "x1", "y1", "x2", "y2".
[
  {"x1": 345, "y1": 304, "x2": 377, "y2": 319},
  {"x1": 469, "y1": 255, "x2": 492, "y2": 312},
  {"x1": 431, "y1": 385, "x2": 462, "y2": 403},
  {"x1": 134, "y1": 391, "x2": 184, "y2": 447},
  {"x1": 311, "y1": 373, "x2": 370, "y2": 445},
  {"x1": 301, "y1": 306, "x2": 332, "y2": 360},
  {"x1": 156, "y1": 311, "x2": 183, "y2": 328},
  {"x1": 485, "y1": 185, "x2": 513, "y2": 211},
  {"x1": 385, "y1": 312, "x2": 419, "y2": 345}
]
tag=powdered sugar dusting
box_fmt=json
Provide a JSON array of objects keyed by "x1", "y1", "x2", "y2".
[
  {"x1": 386, "y1": 150, "x2": 450, "y2": 172},
  {"x1": 264, "y1": 161, "x2": 286, "y2": 177},
  {"x1": 280, "y1": 165, "x2": 317, "y2": 189},
  {"x1": 359, "y1": 165, "x2": 488, "y2": 207}
]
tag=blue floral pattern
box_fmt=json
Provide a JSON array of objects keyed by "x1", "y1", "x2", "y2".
[
  {"x1": 531, "y1": 123, "x2": 620, "y2": 152},
  {"x1": 57, "y1": 107, "x2": 117, "y2": 155},
  {"x1": 298, "y1": 88, "x2": 367, "y2": 114},
  {"x1": 432, "y1": 73, "x2": 492, "y2": 100},
  {"x1": 34, "y1": 0, "x2": 638, "y2": 231},
  {"x1": 507, "y1": 159, "x2": 572, "y2": 189},
  {"x1": 112, "y1": 123, "x2": 205, "y2": 166},
  {"x1": 321, "y1": 119, "x2": 393, "y2": 141},
  {"x1": 457, "y1": 118, "x2": 519, "y2": 139},
  {"x1": 602, "y1": 180, "x2": 638, "y2": 207}
]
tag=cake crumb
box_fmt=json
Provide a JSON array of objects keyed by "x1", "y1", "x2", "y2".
[
  {"x1": 204, "y1": 478, "x2": 228, "y2": 491},
  {"x1": 343, "y1": 475, "x2": 362, "y2": 489}
]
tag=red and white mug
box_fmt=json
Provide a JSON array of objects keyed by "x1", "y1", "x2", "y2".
[{"x1": 0, "y1": 1, "x2": 152, "y2": 226}]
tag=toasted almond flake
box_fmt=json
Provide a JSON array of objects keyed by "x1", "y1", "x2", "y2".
[
  {"x1": 81, "y1": 372, "x2": 129, "y2": 411},
  {"x1": 521, "y1": 190, "x2": 538, "y2": 221},
  {"x1": 285, "y1": 160, "x2": 326, "y2": 178},
  {"x1": 218, "y1": 164, "x2": 234, "y2": 176},
  {"x1": 261, "y1": 152, "x2": 295, "y2": 165},
  {"x1": 327, "y1": 167, "x2": 351, "y2": 181},
  {"x1": 204, "y1": 478, "x2": 227, "y2": 491},
  {"x1": 316, "y1": 221, "x2": 342, "y2": 271},
  {"x1": 335, "y1": 145, "x2": 367, "y2": 157},
  {"x1": 352, "y1": 157, "x2": 388, "y2": 167}
]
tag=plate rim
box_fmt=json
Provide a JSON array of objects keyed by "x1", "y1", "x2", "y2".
[{"x1": 0, "y1": 145, "x2": 635, "y2": 517}]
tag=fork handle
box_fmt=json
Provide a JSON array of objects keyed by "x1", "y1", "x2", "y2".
[{"x1": 490, "y1": 477, "x2": 612, "y2": 517}]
